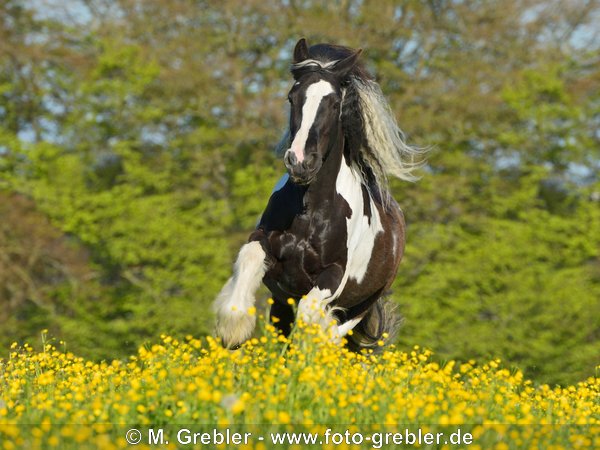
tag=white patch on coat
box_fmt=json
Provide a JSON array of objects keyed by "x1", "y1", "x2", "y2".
[
  {"x1": 335, "y1": 159, "x2": 384, "y2": 286},
  {"x1": 213, "y1": 241, "x2": 266, "y2": 347},
  {"x1": 287, "y1": 80, "x2": 334, "y2": 163}
]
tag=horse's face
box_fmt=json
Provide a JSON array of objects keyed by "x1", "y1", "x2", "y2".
[
  {"x1": 284, "y1": 72, "x2": 342, "y2": 184},
  {"x1": 283, "y1": 40, "x2": 362, "y2": 185}
]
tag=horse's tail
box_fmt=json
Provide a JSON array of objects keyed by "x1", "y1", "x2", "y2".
[{"x1": 346, "y1": 295, "x2": 402, "y2": 353}]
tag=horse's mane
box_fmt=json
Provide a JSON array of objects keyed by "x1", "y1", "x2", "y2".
[{"x1": 276, "y1": 43, "x2": 423, "y2": 189}]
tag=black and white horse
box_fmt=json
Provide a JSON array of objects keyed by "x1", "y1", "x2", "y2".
[{"x1": 214, "y1": 39, "x2": 420, "y2": 350}]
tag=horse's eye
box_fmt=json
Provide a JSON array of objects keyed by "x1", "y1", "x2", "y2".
[{"x1": 287, "y1": 94, "x2": 293, "y2": 103}]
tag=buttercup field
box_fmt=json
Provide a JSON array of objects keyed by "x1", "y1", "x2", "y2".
[
  {"x1": 1, "y1": 1, "x2": 599, "y2": 449},
  {"x1": 0, "y1": 320, "x2": 598, "y2": 449}
]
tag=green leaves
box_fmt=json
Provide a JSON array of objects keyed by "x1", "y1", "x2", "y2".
[
  {"x1": 0, "y1": 0, "x2": 598, "y2": 384},
  {"x1": 395, "y1": 188, "x2": 600, "y2": 385},
  {"x1": 500, "y1": 64, "x2": 593, "y2": 172}
]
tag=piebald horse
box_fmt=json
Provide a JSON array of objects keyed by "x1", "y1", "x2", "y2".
[{"x1": 214, "y1": 39, "x2": 420, "y2": 350}]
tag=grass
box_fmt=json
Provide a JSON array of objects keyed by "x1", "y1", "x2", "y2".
[{"x1": 0, "y1": 308, "x2": 598, "y2": 449}]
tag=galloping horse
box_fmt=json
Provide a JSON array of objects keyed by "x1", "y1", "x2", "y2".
[{"x1": 214, "y1": 38, "x2": 420, "y2": 350}]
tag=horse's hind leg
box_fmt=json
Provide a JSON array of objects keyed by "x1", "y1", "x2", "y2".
[
  {"x1": 346, "y1": 296, "x2": 401, "y2": 352},
  {"x1": 213, "y1": 241, "x2": 267, "y2": 348}
]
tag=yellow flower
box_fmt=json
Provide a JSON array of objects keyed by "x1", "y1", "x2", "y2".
[{"x1": 277, "y1": 411, "x2": 291, "y2": 424}]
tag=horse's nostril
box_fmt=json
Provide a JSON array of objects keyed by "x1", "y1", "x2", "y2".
[{"x1": 284, "y1": 150, "x2": 297, "y2": 167}]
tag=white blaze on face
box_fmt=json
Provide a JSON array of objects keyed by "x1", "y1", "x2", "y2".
[{"x1": 288, "y1": 80, "x2": 334, "y2": 164}]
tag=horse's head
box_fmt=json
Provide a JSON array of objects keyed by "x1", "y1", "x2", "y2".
[{"x1": 283, "y1": 38, "x2": 362, "y2": 184}]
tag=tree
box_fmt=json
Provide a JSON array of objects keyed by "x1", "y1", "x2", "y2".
[{"x1": 1, "y1": 0, "x2": 598, "y2": 384}]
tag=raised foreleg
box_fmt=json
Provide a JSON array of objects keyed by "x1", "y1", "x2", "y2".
[{"x1": 213, "y1": 241, "x2": 267, "y2": 348}]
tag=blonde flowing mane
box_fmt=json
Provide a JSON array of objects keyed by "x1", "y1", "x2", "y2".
[{"x1": 351, "y1": 76, "x2": 423, "y2": 185}]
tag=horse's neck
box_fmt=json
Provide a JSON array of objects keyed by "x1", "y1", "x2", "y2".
[{"x1": 304, "y1": 137, "x2": 347, "y2": 208}]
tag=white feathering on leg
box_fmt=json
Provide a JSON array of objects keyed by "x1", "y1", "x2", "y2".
[
  {"x1": 213, "y1": 241, "x2": 266, "y2": 348},
  {"x1": 298, "y1": 287, "x2": 365, "y2": 344}
]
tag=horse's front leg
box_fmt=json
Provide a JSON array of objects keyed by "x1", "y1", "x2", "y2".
[
  {"x1": 297, "y1": 265, "x2": 360, "y2": 342},
  {"x1": 213, "y1": 240, "x2": 269, "y2": 348}
]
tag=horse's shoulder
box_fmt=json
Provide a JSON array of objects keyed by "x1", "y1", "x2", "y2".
[
  {"x1": 258, "y1": 175, "x2": 305, "y2": 232},
  {"x1": 268, "y1": 175, "x2": 305, "y2": 206}
]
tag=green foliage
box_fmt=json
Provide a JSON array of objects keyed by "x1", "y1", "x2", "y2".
[
  {"x1": 395, "y1": 172, "x2": 600, "y2": 385},
  {"x1": 0, "y1": 0, "x2": 598, "y2": 385},
  {"x1": 499, "y1": 65, "x2": 596, "y2": 172}
]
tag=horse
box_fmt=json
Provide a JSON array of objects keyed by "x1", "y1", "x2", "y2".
[{"x1": 213, "y1": 38, "x2": 420, "y2": 351}]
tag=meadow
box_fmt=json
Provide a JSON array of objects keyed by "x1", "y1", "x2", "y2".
[
  {"x1": 1, "y1": 3, "x2": 599, "y2": 449},
  {"x1": 0, "y1": 307, "x2": 597, "y2": 450},
  {"x1": 3, "y1": 0, "x2": 599, "y2": 390}
]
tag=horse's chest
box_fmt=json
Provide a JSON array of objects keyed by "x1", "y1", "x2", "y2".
[
  {"x1": 262, "y1": 162, "x2": 385, "y2": 299},
  {"x1": 265, "y1": 214, "x2": 346, "y2": 295},
  {"x1": 277, "y1": 214, "x2": 346, "y2": 270}
]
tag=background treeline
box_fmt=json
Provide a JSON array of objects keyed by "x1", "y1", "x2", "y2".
[{"x1": 0, "y1": 0, "x2": 598, "y2": 386}]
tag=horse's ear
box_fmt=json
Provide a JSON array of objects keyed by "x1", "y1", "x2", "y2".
[
  {"x1": 332, "y1": 48, "x2": 362, "y2": 79},
  {"x1": 293, "y1": 38, "x2": 310, "y2": 63}
]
